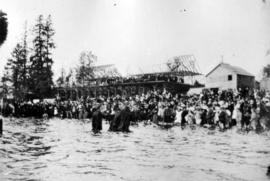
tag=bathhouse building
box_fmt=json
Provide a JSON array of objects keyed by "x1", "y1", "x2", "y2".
[{"x1": 205, "y1": 62, "x2": 255, "y2": 91}]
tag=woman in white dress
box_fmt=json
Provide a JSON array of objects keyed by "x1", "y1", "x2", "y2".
[{"x1": 175, "y1": 106, "x2": 182, "y2": 124}]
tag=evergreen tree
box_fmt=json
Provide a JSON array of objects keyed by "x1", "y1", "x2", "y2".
[
  {"x1": 10, "y1": 44, "x2": 28, "y2": 100},
  {"x1": 29, "y1": 15, "x2": 45, "y2": 96},
  {"x1": 1, "y1": 23, "x2": 29, "y2": 100},
  {"x1": 21, "y1": 23, "x2": 29, "y2": 96},
  {"x1": 29, "y1": 15, "x2": 55, "y2": 98},
  {"x1": 1, "y1": 25, "x2": 29, "y2": 100},
  {"x1": 10, "y1": 44, "x2": 25, "y2": 99},
  {"x1": 43, "y1": 15, "x2": 55, "y2": 91},
  {"x1": 1, "y1": 62, "x2": 13, "y2": 99}
]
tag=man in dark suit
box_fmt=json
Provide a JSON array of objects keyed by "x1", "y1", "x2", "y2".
[
  {"x1": 92, "y1": 103, "x2": 103, "y2": 133},
  {"x1": 119, "y1": 105, "x2": 131, "y2": 132},
  {"x1": 109, "y1": 102, "x2": 131, "y2": 132}
]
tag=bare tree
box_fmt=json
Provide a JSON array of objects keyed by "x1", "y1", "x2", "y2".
[{"x1": 76, "y1": 51, "x2": 97, "y2": 86}]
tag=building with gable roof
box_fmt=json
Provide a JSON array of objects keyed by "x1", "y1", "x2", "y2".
[{"x1": 205, "y1": 62, "x2": 255, "y2": 90}]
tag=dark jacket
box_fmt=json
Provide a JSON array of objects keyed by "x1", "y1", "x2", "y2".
[{"x1": 92, "y1": 109, "x2": 103, "y2": 132}]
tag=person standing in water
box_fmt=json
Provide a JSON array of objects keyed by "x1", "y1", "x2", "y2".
[{"x1": 92, "y1": 103, "x2": 103, "y2": 133}]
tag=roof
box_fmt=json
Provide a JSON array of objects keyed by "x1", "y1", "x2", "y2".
[
  {"x1": 127, "y1": 55, "x2": 201, "y2": 77},
  {"x1": 129, "y1": 62, "x2": 201, "y2": 77},
  {"x1": 132, "y1": 71, "x2": 200, "y2": 77},
  {"x1": 93, "y1": 64, "x2": 115, "y2": 70},
  {"x1": 205, "y1": 62, "x2": 254, "y2": 77}
]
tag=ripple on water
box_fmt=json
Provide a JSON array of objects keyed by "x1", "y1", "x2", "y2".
[{"x1": 0, "y1": 118, "x2": 270, "y2": 181}]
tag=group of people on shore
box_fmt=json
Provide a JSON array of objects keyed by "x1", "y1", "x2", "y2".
[{"x1": 1, "y1": 88, "x2": 270, "y2": 133}]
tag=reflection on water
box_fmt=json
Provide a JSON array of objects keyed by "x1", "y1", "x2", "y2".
[{"x1": 1, "y1": 118, "x2": 270, "y2": 181}]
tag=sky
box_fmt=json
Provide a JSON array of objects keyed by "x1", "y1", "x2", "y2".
[{"x1": 0, "y1": 0, "x2": 270, "y2": 80}]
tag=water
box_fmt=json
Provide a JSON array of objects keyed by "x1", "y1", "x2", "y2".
[{"x1": 0, "y1": 118, "x2": 270, "y2": 181}]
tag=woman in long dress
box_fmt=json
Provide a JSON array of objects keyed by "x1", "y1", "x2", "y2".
[{"x1": 175, "y1": 106, "x2": 182, "y2": 125}]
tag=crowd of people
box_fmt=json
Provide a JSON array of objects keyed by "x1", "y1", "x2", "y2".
[
  {"x1": 1, "y1": 88, "x2": 270, "y2": 133},
  {"x1": 92, "y1": 74, "x2": 184, "y2": 86}
]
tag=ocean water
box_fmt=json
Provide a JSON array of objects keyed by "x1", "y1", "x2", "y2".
[{"x1": 0, "y1": 118, "x2": 270, "y2": 181}]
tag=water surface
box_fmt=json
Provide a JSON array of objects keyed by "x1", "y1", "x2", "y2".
[{"x1": 1, "y1": 118, "x2": 270, "y2": 181}]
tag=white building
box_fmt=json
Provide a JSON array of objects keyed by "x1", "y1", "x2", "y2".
[{"x1": 205, "y1": 62, "x2": 255, "y2": 90}]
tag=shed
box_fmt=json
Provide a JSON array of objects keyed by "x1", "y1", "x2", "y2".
[{"x1": 205, "y1": 62, "x2": 255, "y2": 90}]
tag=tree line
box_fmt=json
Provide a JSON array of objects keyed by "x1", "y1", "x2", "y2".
[
  {"x1": 1, "y1": 11, "x2": 268, "y2": 101},
  {"x1": 55, "y1": 51, "x2": 120, "y2": 89},
  {"x1": 1, "y1": 15, "x2": 55, "y2": 100},
  {"x1": 1, "y1": 13, "x2": 119, "y2": 101},
  {"x1": 56, "y1": 51, "x2": 98, "y2": 89}
]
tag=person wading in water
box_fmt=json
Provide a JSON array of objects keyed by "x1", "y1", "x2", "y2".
[{"x1": 92, "y1": 103, "x2": 103, "y2": 133}]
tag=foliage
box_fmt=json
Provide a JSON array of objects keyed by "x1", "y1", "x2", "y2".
[
  {"x1": 76, "y1": 51, "x2": 97, "y2": 86},
  {"x1": 29, "y1": 15, "x2": 55, "y2": 98},
  {"x1": 1, "y1": 63, "x2": 13, "y2": 98},
  {"x1": 1, "y1": 15, "x2": 56, "y2": 100},
  {"x1": 0, "y1": 10, "x2": 8, "y2": 47},
  {"x1": 1, "y1": 26, "x2": 28, "y2": 100},
  {"x1": 10, "y1": 43, "x2": 28, "y2": 100}
]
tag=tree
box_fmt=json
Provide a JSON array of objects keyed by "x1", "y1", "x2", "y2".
[
  {"x1": 0, "y1": 23, "x2": 29, "y2": 100},
  {"x1": 29, "y1": 15, "x2": 55, "y2": 98},
  {"x1": 21, "y1": 23, "x2": 29, "y2": 95},
  {"x1": 66, "y1": 69, "x2": 73, "y2": 87},
  {"x1": 56, "y1": 67, "x2": 66, "y2": 87},
  {"x1": 0, "y1": 10, "x2": 8, "y2": 47},
  {"x1": 43, "y1": 15, "x2": 55, "y2": 90},
  {"x1": 29, "y1": 15, "x2": 45, "y2": 96},
  {"x1": 1, "y1": 62, "x2": 13, "y2": 99},
  {"x1": 10, "y1": 44, "x2": 25, "y2": 99},
  {"x1": 10, "y1": 44, "x2": 28, "y2": 99},
  {"x1": 104, "y1": 66, "x2": 121, "y2": 77},
  {"x1": 76, "y1": 51, "x2": 97, "y2": 86},
  {"x1": 1, "y1": 25, "x2": 29, "y2": 100}
]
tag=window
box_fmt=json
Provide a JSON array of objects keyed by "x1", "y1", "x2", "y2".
[{"x1": 228, "y1": 75, "x2": 232, "y2": 81}]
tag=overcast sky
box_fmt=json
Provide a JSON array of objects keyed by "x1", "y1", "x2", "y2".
[{"x1": 0, "y1": 0, "x2": 270, "y2": 79}]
